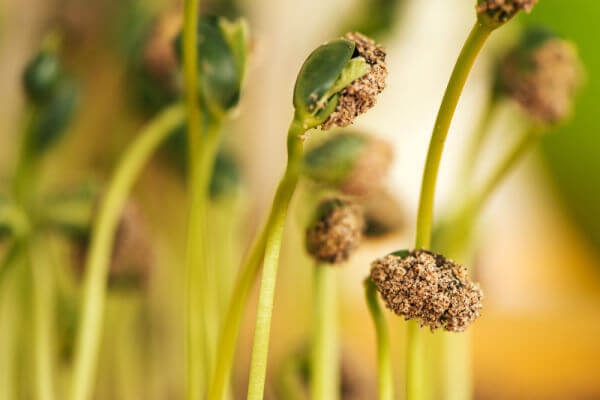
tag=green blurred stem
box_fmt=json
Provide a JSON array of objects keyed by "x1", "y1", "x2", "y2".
[
  {"x1": 207, "y1": 215, "x2": 269, "y2": 400},
  {"x1": 245, "y1": 118, "x2": 305, "y2": 400},
  {"x1": 445, "y1": 129, "x2": 539, "y2": 256},
  {"x1": 311, "y1": 264, "x2": 339, "y2": 400},
  {"x1": 458, "y1": 96, "x2": 498, "y2": 188},
  {"x1": 69, "y1": 103, "x2": 185, "y2": 400},
  {"x1": 0, "y1": 246, "x2": 24, "y2": 400},
  {"x1": 411, "y1": 21, "x2": 492, "y2": 400},
  {"x1": 30, "y1": 239, "x2": 56, "y2": 400},
  {"x1": 183, "y1": 0, "x2": 201, "y2": 161},
  {"x1": 437, "y1": 131, "x2": 538, "y2": 400},
  {"x1": 185, "y1": 116, "x2": 223, "y2": 396},
  {"x1": 364, "y1": 279, "x2": 393, "y2": 400}
]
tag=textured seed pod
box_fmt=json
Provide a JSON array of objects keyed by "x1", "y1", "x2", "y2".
[
  {"x1": 497, "y1": 28, "x2": 582, "y2": 125},
  {"x1": 306, "y1": 198, "x2": 365, "y2": 264},
  {"x1": 23, "y1": 50, "x2": 61, "y2": 103},
  {"x1": 174, "y1": 15, "x2": 249, "y2": 116},
  {"x1": 73, "y1": 202, "x2": 154, "y2": 289},
  {"x1": 476, "y1": 0, "x2": 538, "y2": 29},
  {"x1": 293, "y1": 32, "x2": 387, "y2": 131},
  {"x1": 303, "y1": 132, "x2": 393, "y2": 197},
  {"x1": 361, "y1": 189, "x2": 405, "y2": 238},
  {"x1": 370, "y1": 249, "x2": 483, "y2": 332}
]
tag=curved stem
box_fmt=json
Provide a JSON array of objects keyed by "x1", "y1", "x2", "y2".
[
  {"x1": 364, "y1": 279, "x2": 394, "y2": 400},
  {"x1": 411, "y1": 21, "x2": 492, "y2": 400},
  {"x1": 183, "y1": 0, "x2": 201, "y2": 160},
  {"x1": 30, "y1": 239, "x2": 55, "y2": 400},
  {"x1": 246, "y1": 120, "x2": 305, "y2": 400},
  {"x1": 185, "y1": 118, "x2": 222, "y2": 397},
  {"x1": 70, "y1": 103, "x2": 185, "y2": 400},
  {"x1": 207, "y1": 218, "x2": 270, "y2": 400},
  {"x1": 444, "y1": 129, "x2": 539, "y2": 256},
  {"x1": 458, "y1": 96, "x2": 498, "y2": 189},
  {"x1": 311, "y1": 263, "x2": 339, "y2": 400},
  {"x1": 208, "y1": 119, "x2": 306, "y2": 400}
]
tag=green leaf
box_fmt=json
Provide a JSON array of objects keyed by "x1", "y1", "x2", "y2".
[
  {"x1": 302, "y1": 132, "x2": 366, "y2": 185},
  {"x1": 293, "y1": 39, "x2": 356, "y2": 121},
  {"x1": 219, "y1": 17, "x2": 250, "y2": 86},
  {"x1": 388, "y1": 249, "x2": 409, "y2": 258}
]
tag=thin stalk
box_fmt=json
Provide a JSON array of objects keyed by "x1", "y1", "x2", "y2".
[
  {"x1": 207, "y1": 217, "x2": 270, "y2": 400},
  {"x1": 364, "y1": 279, "x2": 393, "y2": 400},
  {"x1": 436, "y1": 131, "x2": 538, "y2": 400},
  {"x1": 458, "y1": 96, "x2": 498, "y2": 189},
  {"x1": 311, "y1": 264, "x2": 339, "y2": 400},
  {"x1": 246, "y1": 120, "x2": 305, "y2": 400},
  {"x1": 30, "y1": 239, "x2": 56, "y2": 400},
  {"x1": 444, "y1": 129, "x2": 539, "y2": 257},
  {"x1": 185, "y1": 118, "x2": 222, "y2": 396},
  {"x1": 0, "y1": 248, "x2": 24, "y2": 400},
  {"x1": 70, "y1": 103, "x2": 185, "y2": 400},
  {"x1": 208, "y1": 119, "x2": 306, "y2": 400},
  {"x1": 411, "y1": 21, "x2": 492, "y2": 400},
  {"x1": 182, "y1": 0, "x2": 201, "y2": 161}
]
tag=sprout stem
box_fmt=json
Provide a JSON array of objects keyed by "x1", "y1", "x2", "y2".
[
  {"x1": 185, "y1": 117, "x2": 222, "y2": 396},
  {"x1": 246, "y1": 119, "x2": 305, "y2": 400},
  {"x1": 311, "y1": 264, "x2": 339, "y2": 400},
  {"x1": 70, "y1": 103, "x2": 185, "y2": 400},
  {"x1": 364, "y1": 279, "x2": 393, "y2": 400},
  {"x1": 411, "y1": 21, "x2": 492, "y2": 400},
  {"x1": 30, "y1": 238, "x2": 55, "y2": 400}
]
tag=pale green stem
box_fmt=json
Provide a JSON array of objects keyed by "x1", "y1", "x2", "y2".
[
  {"x1": 70, "y1": 103, "x2": 185, "y2": 400},
  {"x1": 311, "y1": 263, "x2": 339, "y2": 400},
  {"x1": 113, "y1": 294, "x2": 143, "y2": 400},
  {"x1": 436, "y1": 131, "x2": 538, "y2": 400},
  {"x1": 364, "y1": 279, "x2": 393, "y2": 400},
  {"x1": 208, "y1": 119, "x2": 306, "y2": 400},
  {"x1": 0, "y1": 249, "x2": 23, "y2": 400},
  {"x1": 185, "y1": 118, "x2": 222, "y2": 395},
  {"x1": 411, "y1": 21, "x2": 492, "y2": 400},
  {"x1": 246, "y1": 120, "x2": 305, "y2": 400},
  {"x1": 30, "y1": 239, "x2": 56, "y2": 400},
  {"x1": 458, "y1": 96, "x2": 497, "y2": 189}
]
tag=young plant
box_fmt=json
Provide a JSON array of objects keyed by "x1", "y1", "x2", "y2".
[
  {"x1": 365, "y1": 2, "x2": 540, "y2": 399},
  {"x1": 305, "y1": 198, "x2": 364, "y2": 400},
  {"x1": 175, "y1": 13, "x2": 249, "y2": 399},
  {"x1": 208, "y1": 32, "x2": 387, "y2": 400},
  {"x1": 0, "y1": 34, "x2": 80, "y2": 400}
]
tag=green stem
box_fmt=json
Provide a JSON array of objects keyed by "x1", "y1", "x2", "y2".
[
  {"x1": 444, "y1": 129, "x2": 539, "y2": 257},
  {"x1": 208, "y1": 119, "x2": 306, "y2": 400},
  {"x1": 311, "y1": 264, "x2": 339, "y2": 400},
  {"x1": 0, "y1": 247, "x2": 24, "y2": 400},
  {"x1": 207, "y1": 217, "x2": 270, "y2": 400},
  {"x1": 185, "y1": 117, "x2": 222, "y2": 396},
  {"x1": 30, "y1": 239, "x2": 56, "y2": 400},
  {"x1": 246, "y1": 120, "x2": 305, "y2": 400},
  {"x1": 458, "y1": 96, "x2": 497, "y2": 189},
  {"x1": 411, "y1": 21, "x2": 492, "y2": 400},
  {"x1": 183, "y1": 0, "x2": 201, "y2": 161},
  {"x1": 364, "y1": 279, "x2": 393, "y2": 400},
  {"x1": 70, "y1": 103, "x2": 185, "y2": 400}
]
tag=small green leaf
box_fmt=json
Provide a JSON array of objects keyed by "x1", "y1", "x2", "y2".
[
  {"x1": 293, "y1": 39, "x2": 355, "y2": 121},
  {"x1": 302, "y1": 132, "x2": 366, "y2": 185},
  {"x1": 388, "y1": 249, "x2": 410, "y2": 258},
  {"x1": 219, "y1": 17, "x2": 250, "y2": 86},
  {"x1": 28, "y1": 79, "x2": 79, "y2": 155}
]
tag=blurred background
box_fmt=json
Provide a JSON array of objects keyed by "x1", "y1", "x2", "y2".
[{"x1": 1, "y1": 0, "x2": 599, "y2": 399}]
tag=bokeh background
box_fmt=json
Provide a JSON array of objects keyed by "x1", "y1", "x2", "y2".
[{"x1": 1, "y1": 0, "x2": 599, "y2": 399}]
